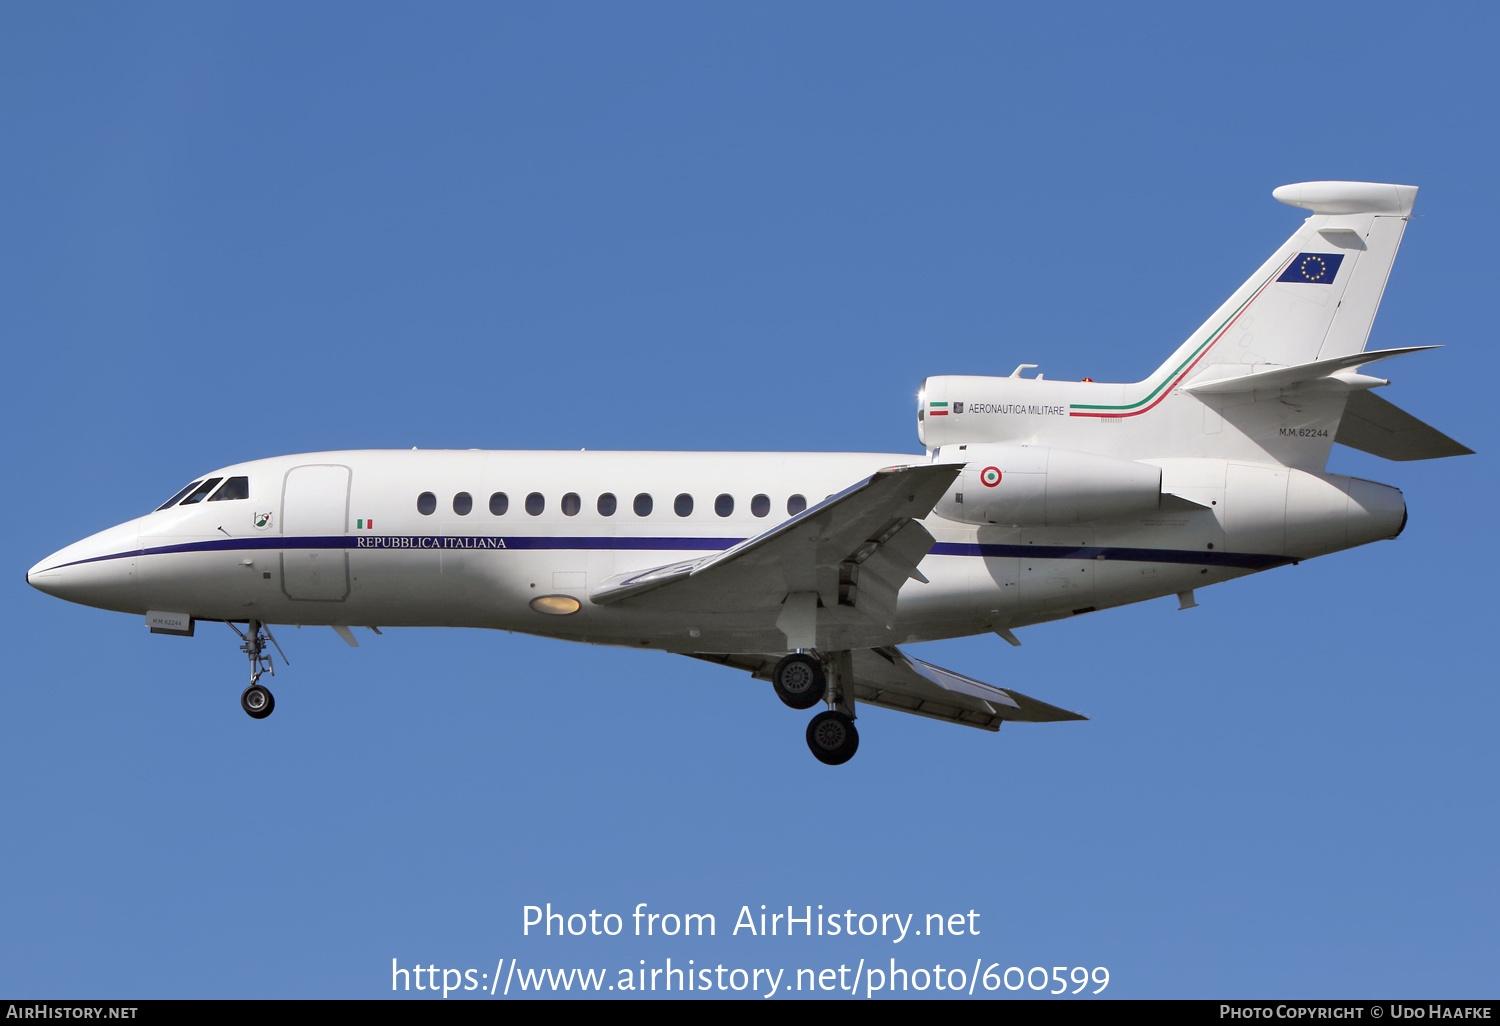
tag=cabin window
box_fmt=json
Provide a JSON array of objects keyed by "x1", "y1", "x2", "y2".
[
  {"x1": 452, "y1": 492, "x2": 473, "y2": 515},
  {"x1": 751, "y1": 494, "x2": 770, "y2": 517},
  {"x1": 561, "y1": 492, "x2": 581, "y2": 517},
  {"x1": 417, "y1": 492, "x2": 437, "y2": 515},
  {"x1": 787, "y1": 494, "x2": 807, "y2": 515},
  {"x1": 597, "y1": 493, "x2": 617, "y2": 516},
  {"x1": 633, "y1": 493, "x2": 653, "y2": 517},
  {"x1": 179, "y1": 478, "x2": 224, "y2": 506},
  {"x1": 526, "y1": 492, "x2": 545, "y2": 516},
  {"x1": 208, "y1": 477, "x2": 249, "y2": 502},
  {"x1": 715, "y1": 494, "x2": 734, "y2": 517},
  {"x1": 674, "y1": 493, "x2": 694, "y2": 517},
  {"x1": 489, "y1": 492, "x2": 508, "y2": 515},
  {"x1": 156, "y1": 480, "x2": 204, "y2": 511}
]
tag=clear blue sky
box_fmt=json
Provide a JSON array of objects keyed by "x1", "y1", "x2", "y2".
[{"x1": 3, "y1": 2, "x2": 1494, "y2": 999}]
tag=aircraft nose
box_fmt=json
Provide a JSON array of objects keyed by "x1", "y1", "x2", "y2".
[
  {"x1": 26, "y1": 553, "x2": 61, "y2": 593},
  {"x1": 26, "y1": 520, "x2": 142, "y2": 611}
]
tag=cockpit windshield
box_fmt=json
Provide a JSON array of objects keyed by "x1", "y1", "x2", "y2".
[
  {"x1": 208, "y1": 477, "x2": 249, "y2": 501},
  {"x1": 155, "y1": 480, "x2": 204, "y2": 512},
  {"x1": 178, "y1": 478, "x2": 224, "y2": 506}
]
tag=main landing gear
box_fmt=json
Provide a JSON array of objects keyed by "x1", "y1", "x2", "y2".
[
  {"x1": 771, "y1": 653, "x2": 825, "y2": 709},
  {"x1": 771, "y1": 652, "x2": 859, "y2": 765},
  {"x1": 227, "y1": 619, "x2": 287, "y2": 720},
  {"x1": 806, "y1": 710, "x2": 858, "y2": 765}
]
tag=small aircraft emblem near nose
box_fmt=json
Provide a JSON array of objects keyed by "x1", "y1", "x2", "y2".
[{"x1": 253, "y1": 512, "x2": 273, "y2": 529}]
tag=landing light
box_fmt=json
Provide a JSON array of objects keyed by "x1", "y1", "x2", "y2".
[{"x1": 530, "y1": 595, "x2": 582, "y2": 615}]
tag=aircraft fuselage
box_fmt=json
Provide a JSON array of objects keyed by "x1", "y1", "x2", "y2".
[{"x1": 27, "y1": 448, "x2": 1404, "y2": 656}]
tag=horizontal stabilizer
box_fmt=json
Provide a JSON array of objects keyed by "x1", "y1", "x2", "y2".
[
  {"x1": 1335, "y1": 391, "x2": 1474, "y2": 461},
  {"x1": 1184, "y1": 346, "x2": 1438, "y2": 395}
]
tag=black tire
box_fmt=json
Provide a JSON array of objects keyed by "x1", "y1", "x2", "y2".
[
  {"x1": 771, "y1": 653, "x2": 826, "y2": 710},
  {"x1": 241, "y1": 684, "x2": 275, "y2": 720},
  {"x1": 806, "y1": 710, "x2": 859, "y2": 765}
]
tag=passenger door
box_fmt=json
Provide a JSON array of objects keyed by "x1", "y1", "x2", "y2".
[{"x1": 281, "y1": 465, "x2": 351, "y2": 601}]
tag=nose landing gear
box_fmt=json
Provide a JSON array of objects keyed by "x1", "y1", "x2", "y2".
[
  {"x1": 241, "y1": 684, "x2": 275, "y2": 719},
  {"x1": 226, "y1": 619, "x2": 287, "y2": 720}
]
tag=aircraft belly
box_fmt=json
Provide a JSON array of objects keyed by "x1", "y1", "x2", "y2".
[
  {"x1": 281, "y1": 549, "x2": 349, "y2": 601},
  {"x1": 1089, "y1": 558, "x2": 1247, "y2": 613},
  {"x1": 346, "y1": 547, "x2": 448, "y2": 624},
  {"x1": 138, "y1": 548, "x2": 282, "y2": 621},
  {"x1": 496, "y1": 554, "x2": 988, "y2": 652}
]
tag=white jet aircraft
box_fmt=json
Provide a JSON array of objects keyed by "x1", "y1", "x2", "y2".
[{"x1": 27, "y1": 181, "x2": 1471, "y2": 764}]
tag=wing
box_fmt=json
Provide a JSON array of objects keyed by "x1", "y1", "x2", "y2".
[
  {"x1": 690, "y1": 647, "x2": 1086, "y2": 732},
  {"x1": 590, "y1": 463, "x2": 960, "y2": 626}
]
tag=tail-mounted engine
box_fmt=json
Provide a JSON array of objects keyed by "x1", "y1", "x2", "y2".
[{"x1": 931, "y1": 444, "x2": 1163, "y2": 526}]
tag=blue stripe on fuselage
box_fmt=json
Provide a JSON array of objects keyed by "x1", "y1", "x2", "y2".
[
  {"x1": 39, "y1": 534, "x2": 1291, "y2": 573},
  {"x1": 926, "y1": 541, "x2": 1289, "y2": 570}
]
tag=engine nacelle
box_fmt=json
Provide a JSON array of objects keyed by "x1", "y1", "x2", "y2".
[{"x1": 932, "y1": 444, "x2": 1163, "y2": 526}]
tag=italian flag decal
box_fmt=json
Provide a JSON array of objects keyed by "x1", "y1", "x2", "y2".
[
  {"x1": 357, "y1": 519, "x2": 374, "y2": 530},
  {"x1": 928, "y1": 401, "x2": 949, "y2": 416}
]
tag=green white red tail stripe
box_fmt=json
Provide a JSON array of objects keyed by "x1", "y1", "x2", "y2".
[{"x1": 1067, "y1": 257, "x2": 1290, "y2": 419}]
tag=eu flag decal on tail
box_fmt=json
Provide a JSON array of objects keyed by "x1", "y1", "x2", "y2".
[{"x1": 1277, "y1": 252, "x2": 1345, "y2": 284}]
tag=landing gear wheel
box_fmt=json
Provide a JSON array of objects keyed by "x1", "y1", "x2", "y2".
[
  {"x1": 241, "y1": 684, "x2": 275, "y2": 720},
  {"x1": 771, "y1": 653, "x2": 826, "y2": 710},
  {"x1": 806, "y1": 710, "x2": 859, "y2": 765}
]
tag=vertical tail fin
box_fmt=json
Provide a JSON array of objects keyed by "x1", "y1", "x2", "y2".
[
  {"x1": 918, "y1": 183, "x2": 1436, "y2": 471},
  {"x1": 1146, "y1": 181, "x2": 1416, "y2": 388}
]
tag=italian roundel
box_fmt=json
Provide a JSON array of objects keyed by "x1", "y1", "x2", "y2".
[
  {"x1": 1276, "y1": 252, "x2": 1344, "y2": 284},
  {"x1": 980, "y1": 467, "x2": 1002, "y2": 487}
]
